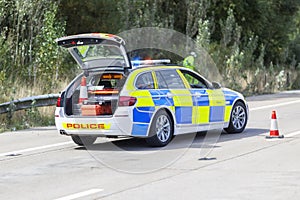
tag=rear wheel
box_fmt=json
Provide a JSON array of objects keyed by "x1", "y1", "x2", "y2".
[
  {"x1": 71, "y1": 135, "x2": 97, "y2": 146},
  {"x1": 145, "y1": 110, "x2": 173, "y2": 147},
  {"x1": 225, "y1": 101, "x2": 247, "y2": 133}
]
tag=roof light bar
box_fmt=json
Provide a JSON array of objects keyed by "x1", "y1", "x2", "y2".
[{"x1": 131, "y1": 59, "x2": 171, "y2": 66}]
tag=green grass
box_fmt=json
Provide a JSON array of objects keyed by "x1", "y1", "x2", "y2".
[{"x1": 0, "y1": 78, "x2": 69, "y2": 133}]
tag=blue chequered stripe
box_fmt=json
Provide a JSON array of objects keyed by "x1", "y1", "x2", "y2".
[
  {"x1": 149, "y1": 89, "x2": 174, "y2": 106},
  {"x1": 209, "y1": 106, "x2": 225, "y2": 122},
  {"x1": 175, "y1": 106, "x2": 193, "y2": 124},
  {"x1": 190, "y1": 89, "x2": 209, "y2": 106},
  {"x1": 131, "y1": 123, "x2": 149, "y2": 136},
  {"x1": 223, "y1": 90, "x2": 239, "y2": 105},
  {"x1": 133, "y1": 107, "x2": 155, "y2": 123}
]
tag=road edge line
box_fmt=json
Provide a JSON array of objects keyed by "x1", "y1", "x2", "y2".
[
  {"x1": 0, "y1": 141, "x2": 73, "y2": 157},
  {"x1": 250, "y1": 99, "x2": 300, "y2": 111},
  {"x1": 54, "y1": 188, "x2": 103, "y2": 200}
]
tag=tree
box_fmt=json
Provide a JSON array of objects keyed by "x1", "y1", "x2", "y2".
[
  {"x1": 0, "y1": 0, "x2": 66, "y2": 85},
  {"x1": 58, "y1": 0, "x2": 121, "y2": 34}
]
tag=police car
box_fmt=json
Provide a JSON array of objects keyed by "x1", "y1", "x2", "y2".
[{"x1": 55, "y1": 33, "x2": 248, "y2": 147}]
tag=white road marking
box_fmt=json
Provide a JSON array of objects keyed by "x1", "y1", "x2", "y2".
[
  {"x1": 285, "y1": 130, "x2": 300, "y2": 138},
  {"x1": 0, "y1": 141, "x2": 73, "y2": 157},
  {"x1": 250, "y1": 99, "x2": 300, "y2": 111},
  {"x1": 54, "y1": 188, "x2": 103, "y2": 200}
]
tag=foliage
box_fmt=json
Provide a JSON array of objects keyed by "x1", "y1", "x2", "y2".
[
  {"x1": 195, "y1": 2, "x2": 300, "y2": 94},
  {"x1": 34, "y1": 3, "x2": 66, "y2": 92},
  {"x1": 0, "y1": 0, "x2": 69, "y2": 89},
  {"x1": 0, "y1": 0, "x2": 73, "y2": 130},
  {"x1": 59, "y1": 0, "x2": 122, "y2": 34},
  {"x1": 58, "y1": 0, "x2": 300, "y2": 71}
]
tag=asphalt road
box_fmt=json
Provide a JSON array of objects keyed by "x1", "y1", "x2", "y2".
[{"x1": 1, "y1": 91, "x2": 300, "y2": 200}]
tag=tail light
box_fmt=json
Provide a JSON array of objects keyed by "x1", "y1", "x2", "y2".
[
  {"x1": 56, "y1": 92, "x2": 65, "y2": 107},
  {"x1": 56, "y1": 97, "x2": 62, "y2": 107},
  {"x1": 118, "y1": 96, "x2": 137, "y2": 106}
]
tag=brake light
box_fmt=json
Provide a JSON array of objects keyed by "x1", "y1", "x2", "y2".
[
  {"x1": 56, "y1": 97, "x2": 62, "y2": 107},
  {"x1": 118, "y1": 96, "x2": 137, "y2": 106}
]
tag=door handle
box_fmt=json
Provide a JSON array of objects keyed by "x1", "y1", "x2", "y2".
[
  {"x1": 195, "y1": 92, "x2": 201, "y2": 97},
  {"x1": 167, "y1": 92, "x2": 173, "y2": 98}
]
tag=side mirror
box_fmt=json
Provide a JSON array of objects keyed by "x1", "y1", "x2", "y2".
[{"x1": 212, "y1": 82, "x2": 222, "y2": 89}]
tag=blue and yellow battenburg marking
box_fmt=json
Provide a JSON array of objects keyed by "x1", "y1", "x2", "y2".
[
  {"x1": 126, "y1": 67, "x2": 240, "y2": 136},
  {"x1": 129, "y1": 89, "x2": 154, "y2": 136},
  {"x1": 171, "y1": 89, "x2": 193, "y2": 124},
  {"x1": 190, "y1": 89, "x2": 210, "y2": 124},
  {"x1": 128, "y1": 87, "x2": 239, "y2": 136},
  {"x1": 207, "y1": 89, "x2": 226, "y2": 122},
  {"x1": 223, "y1": 89, "x2": 240, "y2": 121}
]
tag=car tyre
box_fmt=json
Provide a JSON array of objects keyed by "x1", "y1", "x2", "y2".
[
  {"x1": 145, "y1": 110, "x2": 173, "y2": 147},
  {"x1": 71, "y1": 135, "x2": 97, "y2": 146},
  {"x1": 225, "y1": 101, "x2": 247, "y2": 133}
]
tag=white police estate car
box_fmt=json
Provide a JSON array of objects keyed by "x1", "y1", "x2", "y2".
[{"x1": 55, "y1": 33, "x2": 248, "y2": 147}]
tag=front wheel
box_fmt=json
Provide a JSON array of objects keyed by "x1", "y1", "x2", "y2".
[
  {"x1": 71, "y1": 135, "x2": 97, "y2": 146},
  {"x1": 225, "y1": 101, "x2": 248, "y2": 133},
  {"x1": 145, "y1": 110, "x2": 173, "y2": 147}
]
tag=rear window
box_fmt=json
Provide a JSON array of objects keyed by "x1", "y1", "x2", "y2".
[
  {"x1": 75, "y1": 45, "x2": 123, "y2": 62},
  {"x1": 135, "y1": 72, "x2": 155, "y2": 89},
  {"x1": 155, "y1": 69, "x2": 185, "y2": 89}
]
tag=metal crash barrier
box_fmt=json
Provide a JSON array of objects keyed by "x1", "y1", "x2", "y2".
[{"x1": 0, "y1": 94, "x2": 59, "y2": 114}]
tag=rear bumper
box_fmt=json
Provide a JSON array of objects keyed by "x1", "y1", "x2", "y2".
[
  {"x1": 56, "y1": 116, "x2": 132, "y2": 136},
  {"x1": 55, "y1": 108, "x2": 133, "y2": 136}
]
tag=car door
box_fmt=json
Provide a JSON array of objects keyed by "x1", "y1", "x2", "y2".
[
  {"x1": 179, "y1": 69, "x2": 211, "y2": 125},
  {"x1": 206, "y1": 88, "x2": 226, "y2": 123},
  {"x1": 179, "y1": 69, "x2": 226, "y2": 126},
  {"x1": 153, "y1": 69, "x2": 193, "y2": 125}
]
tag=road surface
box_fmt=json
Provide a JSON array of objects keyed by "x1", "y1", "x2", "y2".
[{"x1": 1, "y1": 91, "x2": 300, "y2": 200}]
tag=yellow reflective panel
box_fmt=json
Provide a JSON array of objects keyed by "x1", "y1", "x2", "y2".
[
  {"x1": 125, "y1": 70, "x2": 140, "y2": 91},
  {"x1": 170, "y1": 89, "x2": 193, "y2": 106},
  {"x1": 169, "y1": 106, "x2": 175, "y2": 112},
  {"x1": 207, "y1": 89, "x2": 226, "y2": 106},
  {"x1": 192, "y1": 106, "x2": 210, "y2": 124},
  {"x1": 192, "y1": 106, "x2": 198, "y2": 124},
  {"x1": 130, "y1": 90, "x2": 155, "y2": 107},
  {"x1": 224, "y1": 105, "x2": 232, "y2": 122}
]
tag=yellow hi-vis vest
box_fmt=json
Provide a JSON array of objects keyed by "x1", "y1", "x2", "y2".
[{"x1": 183, "y1": 55, "x2": 195, "y2": 71}]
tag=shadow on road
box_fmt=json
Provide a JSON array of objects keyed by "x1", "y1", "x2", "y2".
[{"x1": 74, "y1": 128, "x2": 269, "y2": 152}]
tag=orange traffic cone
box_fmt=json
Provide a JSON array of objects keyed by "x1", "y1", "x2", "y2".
[
  {"x1": 78, "y1": 76, "x2": 88, "y2": 104},
  {"x1": 266, "y1": 110, "x2": 284, "y2": 139}
]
